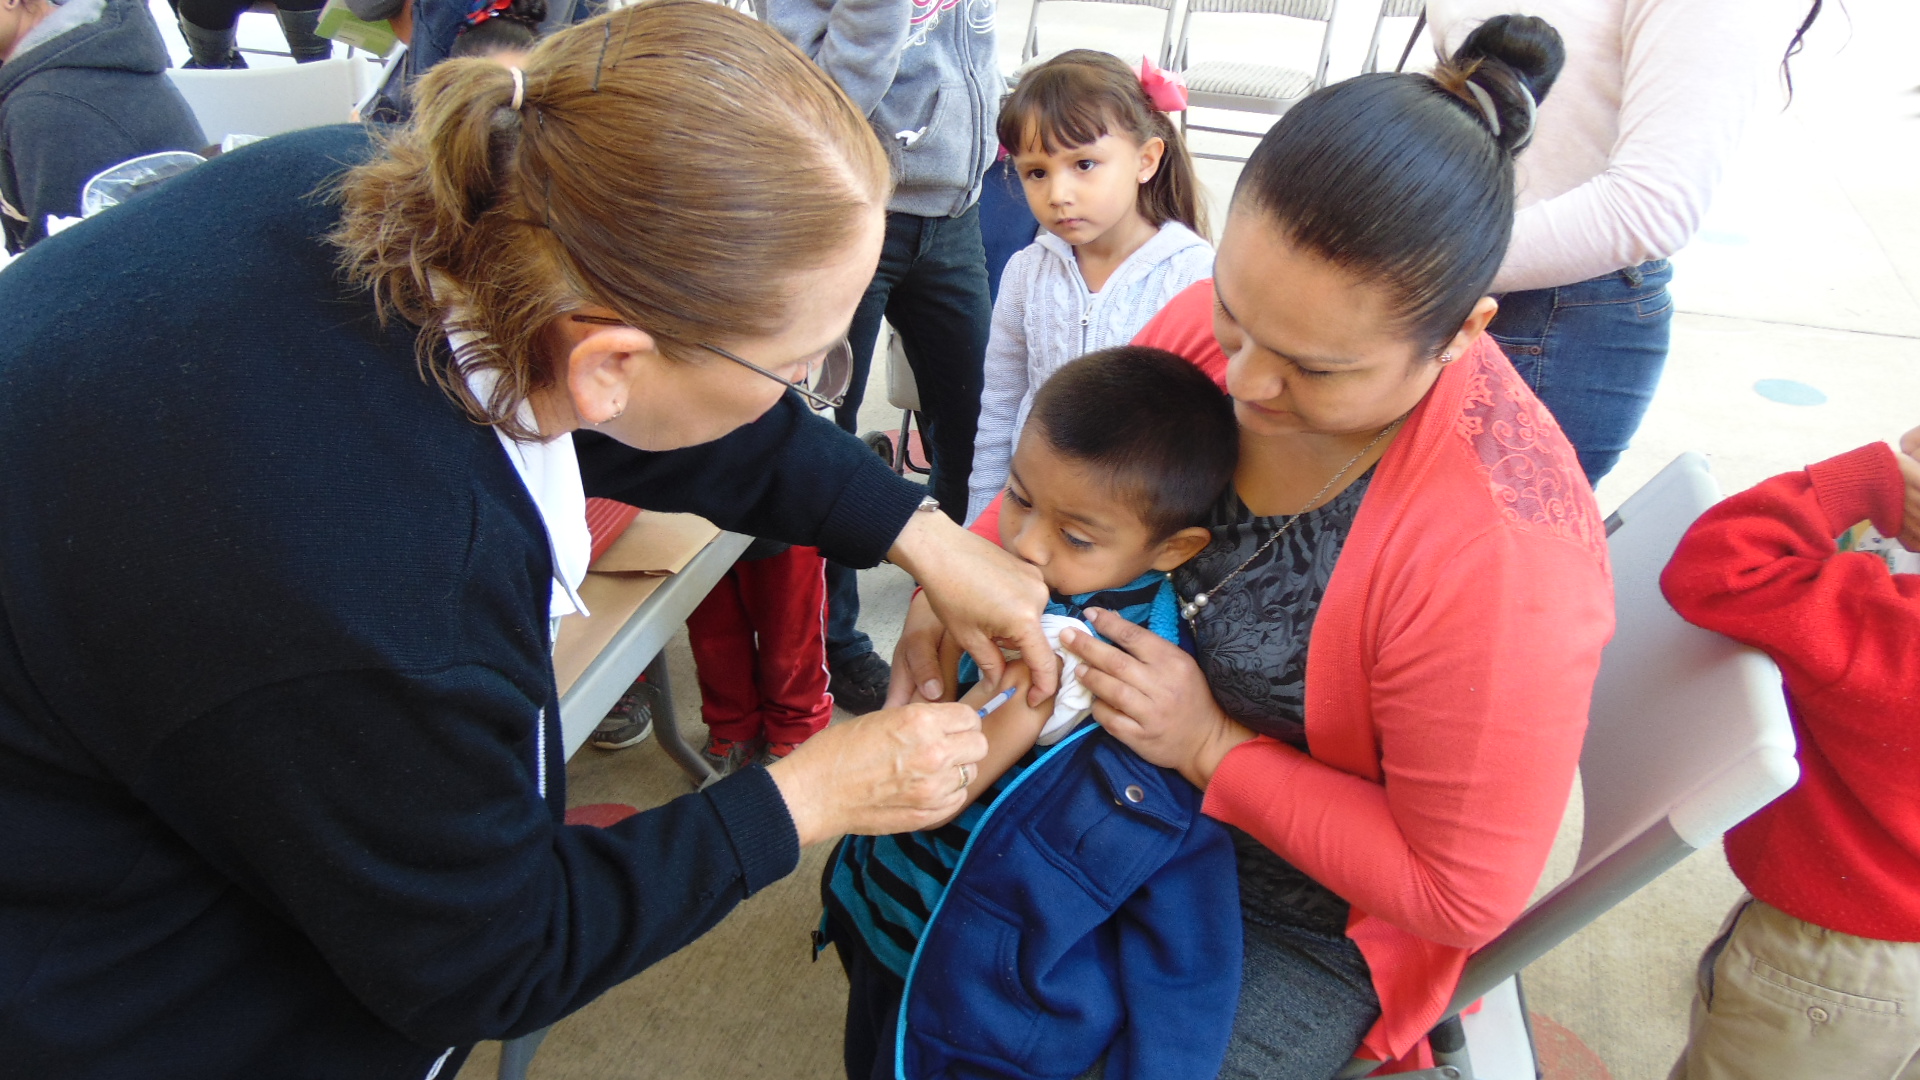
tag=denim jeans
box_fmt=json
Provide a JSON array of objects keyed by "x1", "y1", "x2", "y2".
[
  {"x1": 1487, "y1": 259, "x2": 1675, "y2": 485},
  {"x1": 977, "y1": 159, "x2": 1039, "y2": 303},
  {"x1": 825, "y1": 206, "x2": 992, "y2": 663}
]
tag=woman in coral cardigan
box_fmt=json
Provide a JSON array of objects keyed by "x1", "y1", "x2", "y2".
[{"x1": 891, "y1": 16, "x2": 1614, "y2": 1079}]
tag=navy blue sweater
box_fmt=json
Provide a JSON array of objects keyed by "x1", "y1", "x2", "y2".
[{"x1": 0, "y1": 126, "x2": 923, "y2": 1079}]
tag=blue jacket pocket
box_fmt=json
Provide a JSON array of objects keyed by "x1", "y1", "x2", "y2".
[{"x1": 900, "y1": 729, "x2": 1242, "y2": 1080}]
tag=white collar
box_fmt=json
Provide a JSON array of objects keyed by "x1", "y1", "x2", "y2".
[{"x1": 448, "y1": 327, "x2": 591, "y2": 620}]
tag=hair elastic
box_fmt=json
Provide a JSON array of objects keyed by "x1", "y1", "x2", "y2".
[
  {"x1": 1511, "y1": 80, "x2": 1538, "y2": 150},
  {"x1": 508, "y1": 66, "x2": 526, "y2": 110},
  {"x1": 1462, "y1": 79, "x2": 1500, "y2": 138}
]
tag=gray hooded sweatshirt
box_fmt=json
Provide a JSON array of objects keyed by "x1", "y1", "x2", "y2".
[
  {"x1": 0, "y1": 0, "x2": 204, "y2": 252},
  {"x1": 765, "y1": 0, "x2": 1000, "y2": 218}
]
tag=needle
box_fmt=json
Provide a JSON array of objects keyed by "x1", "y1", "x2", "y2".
[{"x1": 975, "y1": 687, "x2": 1017, "y2": 719}]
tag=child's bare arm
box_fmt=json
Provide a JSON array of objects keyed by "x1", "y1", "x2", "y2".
[{"x1": 921, "y1": 661, "x2": 1055, "y2": 828}]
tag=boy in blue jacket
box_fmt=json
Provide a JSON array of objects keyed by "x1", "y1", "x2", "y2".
[{"x1": 824, "y1": 347, "x2": 1245, "y2": 1080}]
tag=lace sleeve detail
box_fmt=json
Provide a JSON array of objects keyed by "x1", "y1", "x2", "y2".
[{"x1": 1454, "y1": 351, "x2": 1606, "y2": 561}]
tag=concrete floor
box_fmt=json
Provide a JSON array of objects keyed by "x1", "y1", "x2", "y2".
[{"x1": 197, "y1": 0, "x2": 1903, "y2": 1076}]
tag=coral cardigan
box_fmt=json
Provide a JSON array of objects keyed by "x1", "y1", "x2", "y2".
[{"x1": 1133, "y1": 282, "x2": 1616, "y2": 1065}]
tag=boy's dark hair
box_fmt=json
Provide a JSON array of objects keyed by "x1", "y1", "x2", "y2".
[
  {"x1": 997, "y1": 50, "x2": 1207, "y2": 239},
  {"x1": 1026, "y1": 346, "x2": 1237, "y2": 541}
]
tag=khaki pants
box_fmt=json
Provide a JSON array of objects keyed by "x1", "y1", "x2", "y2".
[{"x1": 1670, "y1": 896, "x2": 1920, "y2": 1080}]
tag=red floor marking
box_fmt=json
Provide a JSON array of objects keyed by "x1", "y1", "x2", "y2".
[{"x1": 1529, "y1": 1012, "x2": 1615, "y2": 1080}]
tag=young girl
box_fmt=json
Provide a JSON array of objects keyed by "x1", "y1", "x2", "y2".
[{"x1": 964, "y1": 49, "x2": 1215, "y2": 524}]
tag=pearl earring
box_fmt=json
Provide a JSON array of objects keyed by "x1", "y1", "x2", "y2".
[{"x1": 1437, "y1": 352, "x2": 1455, "y2": 364}]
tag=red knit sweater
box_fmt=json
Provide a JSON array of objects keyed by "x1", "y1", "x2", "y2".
[
  {"x1": 1661, "y1": 443, "x2": 1920, "y2": 942},
  {"x1": 1133, "y1": 283, "x2": 1615, "y2": 1065}
]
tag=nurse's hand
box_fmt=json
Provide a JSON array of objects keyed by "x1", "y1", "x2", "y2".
[
  {"x1": 767, "y1": 702, "x2": 989, "y2": 845},
  {"x1": 887, "y1": 509, "x2": 1056, "y2": 707},
  {"x1": 1063, "y1": 609, "x2": 1255, "y2": 791},
  {"x1": 886, "y1": 590, "x2": 952, "y2": 707}
]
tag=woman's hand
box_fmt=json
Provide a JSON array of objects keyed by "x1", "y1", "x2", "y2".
[
  {"x1": 766, "y1": 702, "x2": 989, "y2": 846},
  {"x1": 1898, "y1": 425, "x2": 1920, "y2": 552},
  {"x1": 887, "y1": 510, "x2": 1056, "y2": 706},
  {"x1": 1063, "y1": 608, "x2": 1256, "y2": 790},
  {"x1": 887, "y1": 590, "x2": 955, "y2": 706}
]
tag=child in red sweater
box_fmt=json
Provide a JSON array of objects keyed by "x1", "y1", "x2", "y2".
[{"x1": 1662, "y1": 428, "x2": 1920, "y2": 1080}]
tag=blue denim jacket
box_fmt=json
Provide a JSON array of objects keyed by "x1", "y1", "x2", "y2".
[{"x1": 896, "y1": 723, "x2": 1243, "y2": 1080}]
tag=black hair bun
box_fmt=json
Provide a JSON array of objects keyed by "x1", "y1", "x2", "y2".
[
  {"x1": 506, "y1": 0, "x2": 548, "y2": 30},
  {"x1": 1449, "y1": 14, "x2": 1566, "y2": 154}
]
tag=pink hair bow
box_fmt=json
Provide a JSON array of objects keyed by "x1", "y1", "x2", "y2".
[{"x1": 1138, "y1": 58, "x2": 1188, "y2": 113}]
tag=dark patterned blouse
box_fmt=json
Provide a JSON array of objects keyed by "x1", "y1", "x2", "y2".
[{"x1": 1173, "y1": 468, "x2": 1374, "y2": 936}]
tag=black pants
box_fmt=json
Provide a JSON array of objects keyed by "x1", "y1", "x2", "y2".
[
  {"x1": 825, "y1": 205, "x2": 991, "y2": 664},
  {"x1": 828, "y1": 908, "x2": 909, "y2": 1080},
  {"x1": 177, "y1": 0, "x2": 322, "y2": 29}
]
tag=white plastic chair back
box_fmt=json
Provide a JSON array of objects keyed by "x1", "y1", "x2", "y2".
[
  {"x1": 166, "y1": 58, "x2": 360, "y2": 145},
  {"x1": 1574, "y1": 452, "x2": 1800, "y2": 874}
]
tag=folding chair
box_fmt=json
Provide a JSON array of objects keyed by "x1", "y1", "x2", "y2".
[
  {"x1": 1363, "y1": 0, "x2": 1425, "y2": 73},
  {"x1": 860, "y1": 324, "x2": 932, "y2": 478},
  {"x1": 1338, "y1": 452, "x2": 1801, "y2": 1079},
  {"x1": 166, "y1": 57, "x2": 362, "y2": 144},
  {"x1": 1020, "y1": 0, "x2": 1181, "y2": 67},
  {"x1": 1173, "y1": 0, "x2": 1334, "y2": 162}
]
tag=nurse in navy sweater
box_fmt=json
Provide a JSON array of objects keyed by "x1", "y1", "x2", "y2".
[{"x1": 0, "y1": 3, "x2": 1058, "y2": 1077}]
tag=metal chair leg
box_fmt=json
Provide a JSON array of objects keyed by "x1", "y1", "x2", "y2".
[
  {"x1": 497, "y1": 1025, "x2": 551, "y2": 1080},
  {"x1": 643, "y1": 650, "x2": 719, "y2": 790}
]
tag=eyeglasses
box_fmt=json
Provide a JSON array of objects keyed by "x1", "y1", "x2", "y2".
[{"x1": 569, "y1": 314, "x2": 851, "y2": 412}]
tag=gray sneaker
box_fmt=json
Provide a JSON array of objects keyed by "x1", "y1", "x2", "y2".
[{"x1": 591, "y1": 678, "x2": 661, "y2": 750}]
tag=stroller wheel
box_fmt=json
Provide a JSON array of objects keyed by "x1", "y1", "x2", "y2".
[{"x1": 861, "y1": 431, "x2": 895, "y2": 462}]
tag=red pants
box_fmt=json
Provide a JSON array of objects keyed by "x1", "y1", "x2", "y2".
[{"x1": 685, "y1": 545, "x2": 833, "y2": 747}]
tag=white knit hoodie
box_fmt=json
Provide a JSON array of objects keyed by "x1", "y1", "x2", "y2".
[{"x1": 965, "y1": 221, "x2": 1214, "y2": 523}]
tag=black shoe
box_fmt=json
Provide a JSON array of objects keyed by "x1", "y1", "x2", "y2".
[
  {"x1": 590, "y1": 677, "x2": 661, "y2": 750},
  {"x1": 178, "y1": 17, "x2": 248, "y2": 68},
  {"x1": 829, "y1": 650, "x2": 890, "y2": 715}
]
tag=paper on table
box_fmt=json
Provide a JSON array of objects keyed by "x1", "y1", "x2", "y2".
[
  {"x1": 551, "y1": 512, "x2": 722, "y2": 697},
  {"x1": 592, "y1": 511, "x2": 719, "y2": 575}
]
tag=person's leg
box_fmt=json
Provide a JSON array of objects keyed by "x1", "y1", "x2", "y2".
[
  {"x1": 1217, "y1": 918, "x2": 1380, "y2": 1080},
  {"x1": 683, "y1": 566, "x2": 765, "y2": 769},
  {"x1": 885, "y1": 204, "x2": 992, "y2": 519},
  {"x1": 272, "y1": 0, "x2": 332, "y2": 62},
  {"x1": 824, "y1": 213, "x2": 920, "y2": 708},
  {"x1": 1487, "y1": 259, "x2": 1674, "y2": 487},
  {"x1": 734, "y1": 545, "x2": 835, "y2": 754},
  {"x1": 977, "y1": 159, "x2": 1040, "y2": 304},
  {"x1": 828, "y1": 907, "x2": 907, "y2": 1080},
  {"x1": 176, "y1": 0, "x2": 249, "y2": 68},
  {"x1": 1669, "y1": 896, "x2": 1920, "y2": 1080}
]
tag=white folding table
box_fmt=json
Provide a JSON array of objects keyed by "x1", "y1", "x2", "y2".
[{"x1": 554, "y1": 528, "x2": 754, "y2": 783}]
